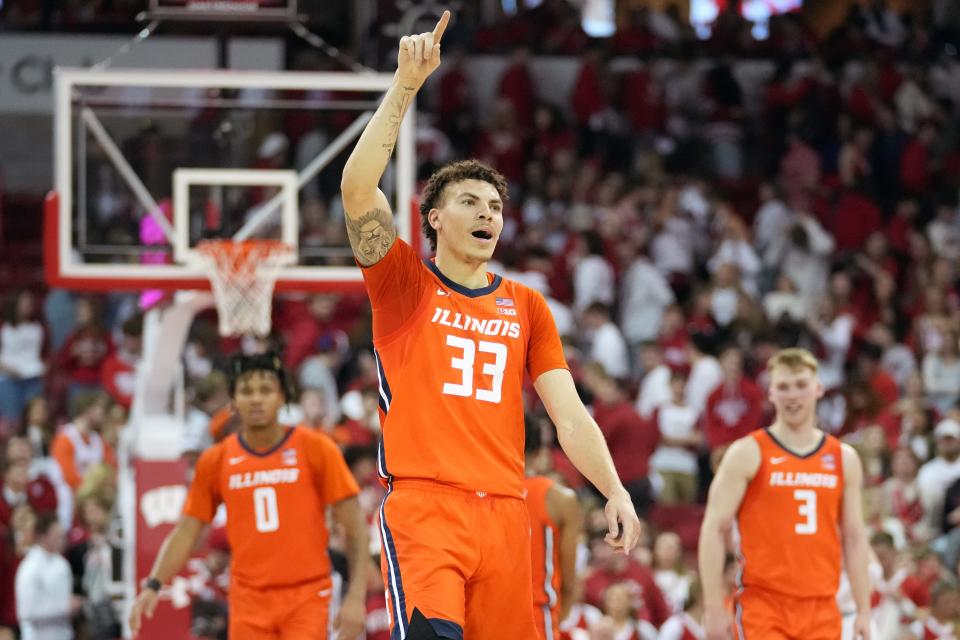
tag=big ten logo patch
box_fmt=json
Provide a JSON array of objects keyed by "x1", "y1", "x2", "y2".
[{"x1": 141, "y1": 485, "x2": 188, "y2": 528}]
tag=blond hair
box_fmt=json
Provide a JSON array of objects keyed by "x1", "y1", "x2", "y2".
[{"x1": 767, "y1": 347, "x2": 819, "y2": 375}]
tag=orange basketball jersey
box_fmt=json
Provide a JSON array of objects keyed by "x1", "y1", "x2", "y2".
[
  {"x1": 737, "y1": 429, "x2": 844, "y2": 598},
  {"x1": 362, "y1": 240, "x2": 567, "y2": 498},
  {"x1": 525, "y1": 475, "x2": 562, "y2": 609},
  {"x1": 182, "y1": 426, "x2": 360, "y2": 589}
]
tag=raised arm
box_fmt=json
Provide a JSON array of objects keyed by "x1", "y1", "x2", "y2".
[
  {"x1": 699, "y1": 437, "x2": 759, "y2": 640},
  {"x1": 341, "y1": 10, "x2": 450, "y2": 266}
]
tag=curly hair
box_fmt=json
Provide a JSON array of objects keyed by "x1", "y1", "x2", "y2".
[
  {"x1": 418, "y1": 159, "x2": 509, "y2": 252},
  {"x1": 228, "y1": 351, "x2": 296, "y2": 402}
]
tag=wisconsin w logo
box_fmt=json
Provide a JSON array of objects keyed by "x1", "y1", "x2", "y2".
[{"x1": 141, "y1": 485, "x2": 188, "y2": 528}]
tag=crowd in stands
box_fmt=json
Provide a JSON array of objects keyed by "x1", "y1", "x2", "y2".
[{"x1": 3, "y1": 0, "x2": 960, "y2": 638}]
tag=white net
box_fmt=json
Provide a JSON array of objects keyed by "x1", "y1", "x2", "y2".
[{"x1": 193, "y1": 240, "x2": 295, "y2": 337}]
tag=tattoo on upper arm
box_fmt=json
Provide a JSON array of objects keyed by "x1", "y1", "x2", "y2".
[
  {"x1": 346, "y1": 207, "x2": 397, "y2": 266},
  {"x1": 382, "y1": 86, "x2": 415, "y2": 156}
]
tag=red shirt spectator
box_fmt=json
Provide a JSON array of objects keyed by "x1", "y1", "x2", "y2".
[
  {"x1": 100, "y1": 354, "x2": 135, "y2": 409},
  {"x1": 587, "y1": 372, "x2": 659, "y2": 486},
  {"x1": 99, "y1": 314, "x2": 141, "y2": 409},
  {"x1": 829, "y1": 191, "x2": 883, "y2": 253},
  {"x1": 583, "y1": 544, "x2": 670, "y2": 628},
  {"x1": 899, "y1": 123, "x2": 937, "y2": 194},
  {"x1": 703, "y1": 374, "x2": 764, "y2": 450},
  {"x1": 498, "y1": 49, "x2": 535, "y2": 128},
  {"x1": 623, "y1": 67, "x2": 665, "y2": 133},
  {"x1": 0, "y1": 461, "x2": 56, "y2": 529},
  {"x1": 570, "y1": 52, "x2": 606, "y2": 127},
  {"x1": 56, "y1": 298, "x2": 112, "y2": 387},
  {"x1": 437, "y1": 52, "x2": 471, "y2": 125}
]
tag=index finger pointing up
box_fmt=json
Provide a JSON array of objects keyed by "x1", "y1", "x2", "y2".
[{"x1": 433, "y1": 10, "x2": 451, "y2": 44}]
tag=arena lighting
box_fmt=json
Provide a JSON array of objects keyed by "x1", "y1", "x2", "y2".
[
  {"x1": 690, "y1": 0, "x2": 803, "y2": 40},
  {"x1": 582, "y1": 0, "x2": 616, "y2": 37},
  {"x1": 500, "y1": 0, "x2": 543, "y2": 15}
]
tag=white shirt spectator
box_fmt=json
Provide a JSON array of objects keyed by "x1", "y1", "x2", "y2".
[
  {"x1": 0, "y1": 321, "x2": 46, "y2": 379},
  {"x1": 817, "y1": 313, "x2": 855, "y2": 391},
  {"x1": 763, "y1": 289, "x2": 808, "y2": 323},
  {"x1": 573, "y1": 254, "x2": 615, "y2": 313},
  {"x1": 710, "y1": 287, "x2": 740, "y2": 327},
  {"x1": 16, "y1": 546, "x2": 74, "y2": 640},
  {"x1": 686, "y1": 356, "x2": 723, "y2": 417},
  {"x1": 894, "y1": 79, "x2": 937, "y2": 135},
  {"x1": 754, "y1": 198, "x2": 792, "y2": 268},
  {"x1": 781, "y1": 215, "x2": 835, "y2": 306},
  {"x1": 918, "y1": 453, "x2": 960, "y2": 530},
  {"x1": 652, "y1": 216, "x2": 695, "y2": 277},
  {"x1": 653, "y1": 569, "x2": 693, "y2": 614},
  {"x1": 917, "y1": 421, "x2": 960, "y2": 532},
  {"x1": 298, "y1": 356, "x2": 341, "y2": 422},
  {"x1": 588, "y1": 321, "x2": 630, "y2": 380},
  {"x1": 922, "y1": 353, "x2": 960, "y2": 415},
  {"x1": 927, "y1": 211, "x2": 960, "y2": 261},
  {"x1": 620, "y1": 257, "x2": 675, "y2": 344},
  {"x1": 650, "y1": 403, "x2": 700, "y2": 475},
  {"x1": 882, "y1": 343, "x2": 917, "y2": 390},
  {"x1": 182, "y1": 407, "x2": 214, "y2": 456},
  {"x1": 637, "y1": 364, "x2": 672, "y2": 419},
  {"x1": 708, "y1": 242, "x2": 761, "y2": 296}
]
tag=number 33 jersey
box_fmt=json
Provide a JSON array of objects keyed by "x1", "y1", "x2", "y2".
[
  {"x1": 736, "y1": 429, "x2": 845, "y2": 598},
  {"x1": 361, "y1": 239, "x2": 567, "y2": 498},
  {"x1": 182, "y1": 427, "x2": 359, "y2": 589}
]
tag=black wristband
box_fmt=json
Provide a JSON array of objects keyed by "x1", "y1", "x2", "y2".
[{"x1": 144, "y1": 577, "x2": 162, "y2": 592}]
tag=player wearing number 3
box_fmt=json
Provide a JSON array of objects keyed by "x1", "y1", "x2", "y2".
[
  {"x1": 128, "y1": 354, "x2": 369, "y2": 639},
  {"x1": 698, "y1": 348, "x2": 872, "y2": 640},
  {"x1": 340, "y1": 9, "x2": 640, "y2": 640}
]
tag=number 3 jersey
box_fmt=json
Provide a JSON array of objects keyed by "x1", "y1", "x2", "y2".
[
  {"x1": 361, "y1": 239, "x2": 567, "y2": 498},
  {"x1": 736, "y1": 429, "x2": 844, "y2": 598},
  {"x1": 182, "y1": 426, "x2": 360, "y2": 589}
]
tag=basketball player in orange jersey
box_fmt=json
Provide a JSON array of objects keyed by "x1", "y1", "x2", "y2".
[
  {"x1": 525, "y1": 417, "x2": 583, "y2": 640},
  {"x1": 128, "y1": 353, "x2": 369, "y2": 639},
  {"x1": 340, "y1": 10, "x2": 640, "y2": 639},
  {"x1": 698, "y1": 348, "x2": 872, "y2": 640}
]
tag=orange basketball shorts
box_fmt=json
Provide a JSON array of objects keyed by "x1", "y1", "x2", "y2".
[
  {"x1": 533, "y1": 603, "x2": 561, "y2": 640},
  {"x1": 378, "y1": 479, "x2": 539, "y2": 640},
  {"x1": 230, "y1": 576, "x2": 331, "y2": 639},
  {"x1": 734, "y1": 586, "x2": 841, "y2": 640}
]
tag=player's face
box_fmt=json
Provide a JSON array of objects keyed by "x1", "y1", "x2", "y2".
[
  {"x1": 768, "y1": 365, "x2": 823, "y2": 429},
  {"x1": 232, "y1": 371, "x2": 285, "y2": 430},
  {"x1": 432, "y1": 179, "x2": 503, "y2": 262}
]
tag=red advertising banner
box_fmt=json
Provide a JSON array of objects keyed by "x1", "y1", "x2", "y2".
[{"x1": 134, "y1": 459, "x2": 195, "y2": 640}]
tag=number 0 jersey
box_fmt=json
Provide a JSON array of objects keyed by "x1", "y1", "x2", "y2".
[
  {"x1": 362, "y1": 239, "x2": 567, "y2": 498},
  {"x1": 182, "y1": 427, "x2": 359, "y2": 589},
  {"x1": 736, "y1": 429, "x2": 844, "y2": 598}
]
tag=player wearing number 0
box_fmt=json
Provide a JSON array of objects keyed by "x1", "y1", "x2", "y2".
[
  {"x1": 698, "y1": 348, "x2": 872, "y2": 640},
  {"x1": 340, "y1": 9, "x2": 640, "y2": 640},
  {"x1": 128, "y1": 353, "x2": 368, "y2": 640}
]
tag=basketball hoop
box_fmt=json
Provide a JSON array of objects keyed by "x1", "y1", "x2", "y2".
[{"x1": 192, "y1": 239, "x2": 295, "y2": 337}]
